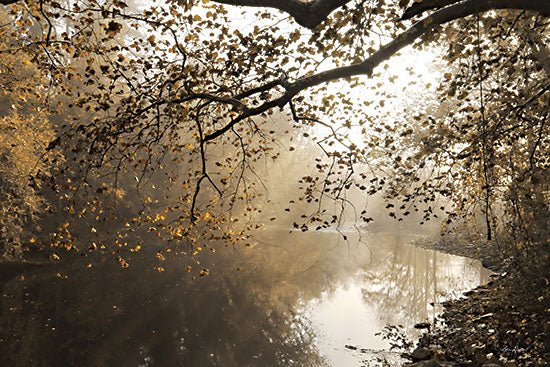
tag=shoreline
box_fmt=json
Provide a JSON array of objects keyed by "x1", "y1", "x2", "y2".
[{"x1": 405, "y1": 235, "x2": 550, "y2": 366}]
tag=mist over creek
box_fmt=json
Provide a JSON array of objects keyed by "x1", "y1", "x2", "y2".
[
  {"x1": 0, "y1": 94, "x2": 494, "y2": 365},
  {"x1": 1, "y1": 113, "x2": 492, "y2": 366},
  {"x1": 0, "y1": 228, "x2": 491, "y2": 367}
]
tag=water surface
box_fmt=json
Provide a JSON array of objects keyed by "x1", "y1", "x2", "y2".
[
  {"x1": 0, "y1": 229, "x2": 490, "y2": 366},
  {"x1": 296, "y1": 231, "x2": 491, "y2": 366}
]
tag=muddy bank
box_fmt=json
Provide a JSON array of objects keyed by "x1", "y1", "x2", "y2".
[{"x1": 405, "y1": 235, "x2": 550, "y2": 366}]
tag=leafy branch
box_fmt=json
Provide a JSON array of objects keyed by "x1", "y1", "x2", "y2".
[{"x1": 203, "y1": 0, "x2": 550, "y2": 143}]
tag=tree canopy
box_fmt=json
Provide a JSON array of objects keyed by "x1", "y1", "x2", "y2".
[{"x1": 0, "y1": 0, "x2": 548, "y2": 264}]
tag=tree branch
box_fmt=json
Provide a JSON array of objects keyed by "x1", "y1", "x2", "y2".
[
  {"x1": 191, "y1": 111, "x2": 223, "y2": 222},
  {"x1": 211, "y1": 0, "x2": 352, "y2": 29},
  {"x1": 204, "y1": 0, "x2": 550, "y2": 142},
  {"x1": 401, "y1": 0, "x2": 461, "y2": 20}
]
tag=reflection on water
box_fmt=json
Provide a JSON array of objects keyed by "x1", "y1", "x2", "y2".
[
  {"x1": 300, "y1": 232, "x2": 492, "y2": 366},
  {"x1": 0, "y1": 230, "x2": 490, "y2": 366}
]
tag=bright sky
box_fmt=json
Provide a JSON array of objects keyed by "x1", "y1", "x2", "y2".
[{"x1": 320, "y1": 47, "x2": 443, "y2": 144}]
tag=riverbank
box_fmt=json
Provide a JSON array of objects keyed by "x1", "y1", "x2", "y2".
[{"x1": 406, "y1": 234, "x2": 550, "y2": 366}]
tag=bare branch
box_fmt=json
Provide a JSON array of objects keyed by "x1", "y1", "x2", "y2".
[{"x1": 190, "y1": 112, "x2": 223, "y2": 222}]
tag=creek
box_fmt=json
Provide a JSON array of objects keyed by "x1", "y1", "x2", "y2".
[{"x1": 0, "y1": 229, "x2": 491, "y2": 366}]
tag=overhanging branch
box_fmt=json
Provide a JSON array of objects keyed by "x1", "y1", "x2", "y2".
[
  {"x1": 401, "y1": 0, "x2": 461, "y2": 20},
  {"x1": 212, "y1": 0, "x2": 352, "y2": 28},
  {"x1": 204, "y1": 0, "x2": 550, "y2": 141}
]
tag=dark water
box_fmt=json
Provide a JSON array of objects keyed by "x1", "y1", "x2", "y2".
[{"x1": 0, "y1": 230, "x2": 490, "y2": 366}]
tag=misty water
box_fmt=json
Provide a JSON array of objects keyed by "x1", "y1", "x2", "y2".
[{"x1": 0, "y1": 229, "x2": 491, "y2": 366}]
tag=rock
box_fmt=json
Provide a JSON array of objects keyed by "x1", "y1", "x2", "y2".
[{"x1": 410, "y1": 347, "x2": 433, "y2": 362}]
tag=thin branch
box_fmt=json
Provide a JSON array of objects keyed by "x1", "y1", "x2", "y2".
[
  {"x1": 523, "y1": 113, "x2": 547, "y2": 179},
  {"x1": 190, "y1": 112, "x2": 223, "y2": 222},
  {"x1": 288, "y1": 99, "x2": 352, "y2": 150},
  {"x1": 500, "y1": 10, "x2": 525, "y2": 40},
  {"x1": 476, "y1": 12, "x2": 492, "y2": 241},
  {"x1": 39, "y1": 0, "x2": 53, "y2": 46},
  {"x1": 512, "y1": 83, "x2": 550, "y2": 112}
]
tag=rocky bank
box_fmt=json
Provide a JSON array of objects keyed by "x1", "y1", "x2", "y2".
[{"x1": 404, "y1": 235, "x2": 550, "y2": 366}]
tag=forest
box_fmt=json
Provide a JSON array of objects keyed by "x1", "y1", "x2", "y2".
[{"x1": 0, "y1": 0, "x2": 549, "y2": 366}]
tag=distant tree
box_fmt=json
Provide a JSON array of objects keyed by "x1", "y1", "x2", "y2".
[{"x1": 0, "y1": 10, "x2": 60, "y2": 259}]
